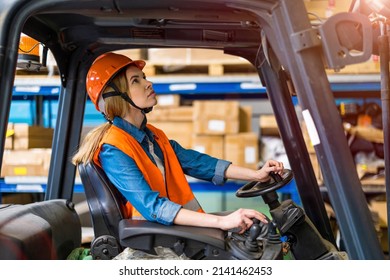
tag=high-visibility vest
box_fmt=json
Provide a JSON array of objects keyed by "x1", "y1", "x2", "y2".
[{"x1": 93, "y1": 123, "x2": 203, "y2": 219}]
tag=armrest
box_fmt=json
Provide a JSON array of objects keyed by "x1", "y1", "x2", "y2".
[{"x1": 118, "y1": 219, "x2": 227, "y2": 252}]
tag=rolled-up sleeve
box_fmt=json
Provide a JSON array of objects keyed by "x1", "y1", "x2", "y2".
[
  {"x1": 99, "y1": 144, "x2": 181, "y2": 225},
  {"x1": 212, "y1": 159, "x2": 231, "y2": 185},
  {"x1": 156, "y1": 201, "x2": 182, "y2": 225}
]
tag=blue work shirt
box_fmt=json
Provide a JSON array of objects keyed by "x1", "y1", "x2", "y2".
[{"x1": 99, "y1": 117, "x2": 231, "y2": 225}]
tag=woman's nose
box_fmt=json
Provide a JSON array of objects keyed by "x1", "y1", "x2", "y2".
[{"x1": 145, "y1": 80, "x2": 153, "y2": 89}]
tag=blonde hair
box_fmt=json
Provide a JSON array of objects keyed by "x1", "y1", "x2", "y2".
[{"x1": 72, "y1": 69, "x2": 130, "y2": 165}]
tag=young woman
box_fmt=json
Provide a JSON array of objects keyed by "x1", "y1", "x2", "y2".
[{"x1": 72, "y1": 52, "x2": 284, "y2": 234}]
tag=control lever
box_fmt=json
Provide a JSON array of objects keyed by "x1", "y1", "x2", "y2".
[
  {"x1": 228, "y1": 218, "x2": 264, "y2": 259},
  {"x1": 244, "y1": 218, "x2": 261, "y2": 252}
]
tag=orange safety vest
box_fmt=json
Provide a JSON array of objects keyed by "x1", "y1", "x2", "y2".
[{"x1": 93, "y1": 123, "x2": 204, "y2": 219}]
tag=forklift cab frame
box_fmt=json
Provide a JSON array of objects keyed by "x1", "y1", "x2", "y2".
[{"x1": 0, "y1": 0, "x2": 386, "y2": 259}]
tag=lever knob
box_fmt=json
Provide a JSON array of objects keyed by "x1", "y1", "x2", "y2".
[
  {"x1": 249, "y1": 219, "x2": 261, "y2": 241},
  {"x1": 244, "y1": 218, "x2": 261, "y2": 252}
]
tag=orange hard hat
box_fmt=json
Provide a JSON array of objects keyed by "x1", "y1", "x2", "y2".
[{"x1": 86, "y1": 52, "x2": 146, "y2": 112}]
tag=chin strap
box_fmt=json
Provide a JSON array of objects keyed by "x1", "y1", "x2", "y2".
[{"x1": 103, "y1": 82, "x2": 153, "y2": 114}]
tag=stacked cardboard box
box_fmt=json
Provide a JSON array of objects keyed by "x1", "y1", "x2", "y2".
[
  {"x1": 259, "y1": 115, "x2": 280, "y2": 137},
  {"x1": 13, "y1": 123, "x2": 53, "y2": 150},
  {"x1": 193, "y1": 100, "x2": 240, "y2": 135},
  {"x1": 5, "y1": 123, "x2": 14, "y2": 149},
  {"x1": 151, "y1": 121, "x2": 194, "y2": 149},
  {"x1": 148, "y1": 98, "x2": 259, "y2": 168},
  {"x1": 192, "y1": 135, "x2": 225, "y2": 159},
  {"x1": 156, "y1": 94, "x2": 181, "y2": 108},
  {"x1": 224, "y1": 133, "x2": 259, "y2": 169},
  {"x1": 192, "y1": 100, "x2": 258, "y2": 169},
  {"x1": 1, "y1": 123, "x2": 54, "y2": 177},
  {"x1": 1, "y1": 148, "x2": 52, "y2": 177}
]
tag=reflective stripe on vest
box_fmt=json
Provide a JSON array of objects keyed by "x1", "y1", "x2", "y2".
[{"x1": 93, "y1": 124, "x2": 204, "y2": 219}]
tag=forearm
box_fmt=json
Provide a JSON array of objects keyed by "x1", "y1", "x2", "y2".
[
  {"x1": 224, "y1": 160, "x2": 284, "y2": 182},
  {"x1": 224, "y1": 164, "x2": 258, "y2": 181},
  {"x1": 173, "y1": 207, "x2": 269, "y2": 233},
  {"x1": 173, "y1": 208, "x2": 221, "y2": 228}
]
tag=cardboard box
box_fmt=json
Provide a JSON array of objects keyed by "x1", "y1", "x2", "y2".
[
  {"x1": 193, "y1": 100, "x2": 240, "y2": 135},
  {"x1": 150, "y1": 121, "x2": 193, "y2": 149},
  {"x1": 259, "y1": 114, "x2": 279, "y2": 137},
  {"x1": 13, "y1": 138, "x2": 53, "y2": 150},
  {"x1": 13, "y1": 123, "x2": 54, "y2": 149},
  {"x1": 147, "y1": 108, "x2": 170, "y2": 122},
  {"x1": 326, "y1": 56, "x2": 380, "y2": 74},
  {"x1": 156, "y1": 94, "x2": 181, "y2": 107},
  {"x1": 148, "y1": 106, "x2": 193, "y2": 122},
  {"x1": 1, "y1": 149, "x2": 51, "y2": 177},
  {"x1": 224, "y1": 133, "x2": 259, "y2": 169},
  {"x1": 13, "y1": 123, "x2": 53, "y2": 138},
  {"x1": 192, "y1": 135, "x2": 224, "y2": 159},
  {"x1": 5, "y1": 122, "x2": 14, "y2": 149},
  {"x1": 167, "y1": 106, "x2": 193, "y2": 122},
  {"x1": 239, "y1": 106, "x2": 252, "y2": 133}
]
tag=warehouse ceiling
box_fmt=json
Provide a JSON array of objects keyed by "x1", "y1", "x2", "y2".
[{"x1": 23, "y1": 1, "x2": 263, "y2": 51}]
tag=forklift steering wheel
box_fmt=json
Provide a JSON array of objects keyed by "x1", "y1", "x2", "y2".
[{"x1": 236, "y1": 169, "x2": 293, "y2": 198}]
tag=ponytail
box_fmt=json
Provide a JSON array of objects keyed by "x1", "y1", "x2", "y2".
[{"x1": 72, "y1": 122, "x2": 111, "y2": 165}]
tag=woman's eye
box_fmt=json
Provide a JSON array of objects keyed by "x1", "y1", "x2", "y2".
[{"x1": 132, "y1": 79, "x2": 139, "y2": 84}]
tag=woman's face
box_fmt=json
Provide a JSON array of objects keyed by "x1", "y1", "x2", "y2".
[{"x1": 125, "y1": 65, "x2": 157, "y2": 110}]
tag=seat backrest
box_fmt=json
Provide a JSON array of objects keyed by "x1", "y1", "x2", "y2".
[{"x1": 78, "y1": 161, "x2": 128, "y2": 240}]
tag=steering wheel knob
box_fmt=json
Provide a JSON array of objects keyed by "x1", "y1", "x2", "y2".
[
  {"x1": 236, "y1": 169, "x2": 293, "y2": 198},
  {"x1": 270, "y1": 172, "x2": 283, "y2": 182}
]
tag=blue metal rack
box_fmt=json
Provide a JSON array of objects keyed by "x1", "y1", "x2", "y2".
[{"x1": 11, "y1": 74, "x2": 382, "y2": 97}]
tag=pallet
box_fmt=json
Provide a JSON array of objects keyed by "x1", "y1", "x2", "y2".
[
  {"x1": 326, "y1": 59, "x2": 380, "y2": 75},
  {"x1": 143, "y1": 62, "x2": 256, "y2": 76},
  {"x1": 144, "y1": 48, "x2": 256, "y2": 76}
]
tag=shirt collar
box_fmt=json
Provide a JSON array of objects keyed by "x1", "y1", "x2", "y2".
[{"x1": 112, "y1": 116, "x2": 155, "y2": 144}]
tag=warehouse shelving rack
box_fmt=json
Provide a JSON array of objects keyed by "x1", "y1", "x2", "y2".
[
  {"x1": 12, "y1": 73, "x2": 384, "y2": 97},
  {"x1": 1, "y1": 73, "x2": 385, "y2": 204},
  {"x1": 10, "y1": 73, "x2": 383, "y2": 125}
]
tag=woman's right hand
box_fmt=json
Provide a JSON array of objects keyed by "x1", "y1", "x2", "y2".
[
  {"x1": 253, "y1": 159, "x2": 284, "y2": 182},
  {"x1": 217, "y1": 208, "x2": 268, "y2": 234}
]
